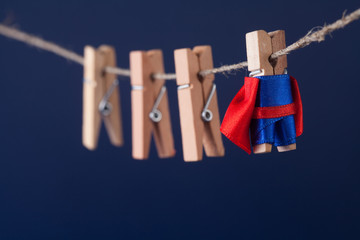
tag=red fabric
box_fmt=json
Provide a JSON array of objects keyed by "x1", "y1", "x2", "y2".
[
  {"x1": 253, "y1": 103, "x2": 296, "y2": 119},
  {"x1": 220, "y1": 76, "x2": 303, "y2": 154},
  {"x1": 220, "y1": 77, "x2": 259, "y2": 154},
  {"x1": 290, "y1": 76, "x2": 303, "y2": 137}
]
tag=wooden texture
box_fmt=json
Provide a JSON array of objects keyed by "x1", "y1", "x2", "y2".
[
  {"x1": 175, "y1": 46, "x2": 224, "y2": 161},
  {"x1": 253, "y1": 143, "x2": 272, "y2": 154},
  {"x1": 82, "y1": 45, "x2": 123, "y2": 150},
  {"x1": 246, "y1": 31, "x2": 273, "y2": 153},
  {"x1": 268, "y1": 31, "x2": 296, "y2": 152},
  {"x1": 246, "y1": 30, "x2": 296, "y2": 153},
  {"x1": 130, "y1": 50, "x2": 175, "y2": 160},
  {"x1": 193, "y1": 46, "x2": 224, "y2": 157},
  {"x1": 277, "y1": 143, "x2": 296, "y2": 152},
  {"x1": 246, "y1": 30, "x2": 273, "y2": 75},
  {"x1": 174, "y1": 48, "x2": 204, "y2": 161},
  {"x1": 82, "y1": 46, "x2": 103, "y2": 150},
  {"x1": 98, "y1": 45, "x2": 123, "y2": 147},
  {"x1": 269, "y1": 30, "x2": 288, "y2": 74}
]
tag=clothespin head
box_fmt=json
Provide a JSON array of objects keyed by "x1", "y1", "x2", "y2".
[
  {"x1": 245, "y1": 30, "x2": 295, "y2": 153},
  {"x1": 130, "y1": 50, "x2": 175, "y2": 160},
  {"x1": 246, "y1": 30, "x2": 273, "y2": 76},
  {"x1": 174, "y1": 46, "x2": 224, "y2": 162},
  {"x1": 82, "y1": 45, "x2": 123, "y2": 150},
  {"x1": 246, "y1": 30, "x2": 288, "y2": 76}
]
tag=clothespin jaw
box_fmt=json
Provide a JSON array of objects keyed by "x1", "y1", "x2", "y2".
[
  {"x1": 82, "y1": 45, "x2": 123, "y2": 150},
  {"x1": 268, "y1": 30, "x2": 287, "y2": 75},
  {"x1": 130, "y1": 49, "x2": 175, "y2": 160},
  {"x1": 174, "y1": 46, "x2": 224, "y2": 162},
  {"x1": 246, "y1": 30, "x2": 295, "y2": 153},
  {"x1": 193, "y1": 46, "x2": 225, "y2": 157}
]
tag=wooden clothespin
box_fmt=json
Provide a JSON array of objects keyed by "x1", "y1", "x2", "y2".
[
  {"x1": 174, "y1": 46, "x2": 225, "y2": 162},
  {"x1": 82, "y1": 45, "x2": 123, "y2": 150},
  {"x1": 246, "y1": 30, "x2": 295, "y2": 153},
  {"x1": 130, "y1": 50, "x2": 175, "y2": 160}
]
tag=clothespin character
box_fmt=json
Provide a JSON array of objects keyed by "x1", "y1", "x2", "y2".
[
  {"x1": 130, "y1": 50, "x2": 175, "y2": 160},
  {"x1": 82, "y1": 45, "x2": 123, "y2": 150},
  {"x1": 221, "y1": 30, "x2": 303, "y2": 154},
  {"x1": 174, "y1": 46, "x2": 225, "y2": 162}
]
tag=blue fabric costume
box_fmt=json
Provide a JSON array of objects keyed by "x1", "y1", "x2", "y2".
[
  {"x1": 220, "y1": 74, "x2": 303, "y2": 154},
  {"x1": 250, "y1": 74, "x2": 297, "y2": 146}
]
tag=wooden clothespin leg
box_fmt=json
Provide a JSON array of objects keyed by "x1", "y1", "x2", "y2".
[
  {"x1": 82, "y1": 45, "x2": 123, "y2": 150},
  {"x1": 174, "y1": 46, "x2": 224, "y2": 162},
  {"x1": 130, "y1": 50, "x2": 175, "y2": 160},
  {"x1": 246, "y1": 30, "x2": 296, "y2": 153}
]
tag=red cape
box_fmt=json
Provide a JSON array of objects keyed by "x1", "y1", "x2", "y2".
[{"x1": 220, "y1": 76, "x2": 303, "y2": 154}]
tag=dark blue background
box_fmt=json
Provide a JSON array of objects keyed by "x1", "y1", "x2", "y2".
[{"x1": 0, "y1": 0, "x2": 359, "y2": 239}]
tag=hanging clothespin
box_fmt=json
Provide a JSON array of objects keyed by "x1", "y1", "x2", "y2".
[
  {"x1": 174, "y1": 46, "x2": 225, "y2": 162},
  {"x1": 82, "y1": 45, "x2": 123, "y2": 150},
  {"x1": 130, "y1": 50, "x2": 175, "y2": 160},
  {"x1": 246, "y1": 30, "x2": 296, "y2": 153}
]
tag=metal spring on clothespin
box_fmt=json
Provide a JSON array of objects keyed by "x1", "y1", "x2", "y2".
[
  {"x1": 201, "y1": 84, "x2": 216, "y2": 122},
  {"x1": 98, "y1": 79, "x2": 119, "y2": 116},
  {"x1": 249, "y1": 68, "x2": 288, "y2": 77},
  {"x1": 149, "y1": 86, "x2": 167, "y2": 123}
]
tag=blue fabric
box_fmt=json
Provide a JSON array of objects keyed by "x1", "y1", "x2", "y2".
[
  {"x1": 250, "y1": 74, "x2": 297, "y2": 147},
  {"x1": 255, "y1": 74, "x2": 293, "y2": 107}
]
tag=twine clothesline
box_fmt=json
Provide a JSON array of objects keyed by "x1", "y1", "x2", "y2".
[{"x1": 0, "y1": 8, "x2": 359, "y2": 80}]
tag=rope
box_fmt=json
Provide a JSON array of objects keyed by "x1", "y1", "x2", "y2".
[{"x1": 1, "y1": 8, "x2": 359, "y2": 80}]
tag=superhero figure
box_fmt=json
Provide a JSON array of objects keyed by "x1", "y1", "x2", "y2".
[{"x1": 220, "y1": 74, "x2": 303, "y2": 154}]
